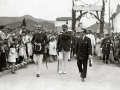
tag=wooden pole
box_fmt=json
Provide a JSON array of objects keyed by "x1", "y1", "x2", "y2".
[
  {"x1": 108, "y1": 0, "x2": 111, "y2": 34},
  {"x1": 100, "y1": 0, "x2": 105, "y2": 34}
]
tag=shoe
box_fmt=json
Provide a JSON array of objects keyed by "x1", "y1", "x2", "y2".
[
  {"x1": 81, "y1": 78, "x2": 85, "y2": 82},
  {"x1": 11, "y1": 71, "x2": 16, "y2": 74},
  {"x1": 59, "y1": 70, "x2": 62, "y2": 74},
  {"x1": 37, "y1": 74, "x2": 40, "y2": 77},
  {"x1": 68, "y1": 59, "x2": 71, "y2": 61},
  {"x1": 63, "y1": 71, "x2": 66, "y2": 74}
]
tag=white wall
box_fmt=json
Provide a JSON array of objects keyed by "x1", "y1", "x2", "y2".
[
  {"x1": 55, "y1": 21, "x2": 67, "y2": 27},
  {"x1": 113, "y1": 13, "x2": 120, "y2": 33},
  {"x1": 55, "y1": 20, "x2": 80, "y2": 31}
]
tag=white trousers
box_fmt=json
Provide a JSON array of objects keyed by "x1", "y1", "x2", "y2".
[
  {"x1": 33, "y1": 54, "x2": 43, "y2": 74},
  {"x1": 58, "y1": 49, "x2": 70, "y2": 71}
]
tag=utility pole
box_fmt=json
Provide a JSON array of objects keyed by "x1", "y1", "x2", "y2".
[
  {"x1": 100, "y1": 0, "x2": 105, "y2": 34},
  {"x1": 108, "y1": 0, "x2": 111, "y2": 34},
  {"x1": 72, "y1": 0, "x2": 76, "y2": 31}
]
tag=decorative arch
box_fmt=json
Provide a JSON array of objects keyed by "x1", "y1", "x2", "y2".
[{"x1": 72, "y1": 0, "x2": 105, "y2": 33}]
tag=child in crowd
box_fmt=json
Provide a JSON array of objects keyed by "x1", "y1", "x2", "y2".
[
  {"x1": 48, "y1": 37, "x2": 57, "y2": 62},
  {"x1": 8, "y1": 42, "x2": 16, "y2": 73}
]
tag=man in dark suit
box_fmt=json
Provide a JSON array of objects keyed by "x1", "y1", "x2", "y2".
[
  {"x1": 31, "y1": 25, "x2": 48, "y2": 77},
  {"x1": 57, "y1": 24, "x2": 72, "y2": 74},
  {"x1": 76, "y1": 29, "x2": 92, "y2": 82}
]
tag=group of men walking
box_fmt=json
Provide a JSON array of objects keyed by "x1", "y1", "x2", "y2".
[
  {"x1": 32, "y1": 24, "x2": 92, "y2": 82},
  {"x1": 0, "y1": 23, "x2": 114, "y2": 82}
]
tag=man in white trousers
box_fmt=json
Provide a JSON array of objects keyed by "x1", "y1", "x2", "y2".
[
  {"x1": 86, "y1": 29, "x2": 96, "y2": 55},
  {"x1": 31, "y1": 25, "x2": 48, "y2": 77},
  {"x1": 57, "y1": 24, "x2": 72, "y2": 74}
]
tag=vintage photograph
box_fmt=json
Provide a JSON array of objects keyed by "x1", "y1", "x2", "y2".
[{"x1": 0, "y1": 0, "x2": 120, "y2": 90}]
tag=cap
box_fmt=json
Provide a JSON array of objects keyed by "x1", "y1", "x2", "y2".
[
  {"x1": 37, "y1": 25, "x2": 42, "y2": 28},
  {"x1": 68, "y1": 29, "x2": 73, "y2": 32},
  {"x1": 62, "y1": 24, "x2": 68, "y2": 29}
]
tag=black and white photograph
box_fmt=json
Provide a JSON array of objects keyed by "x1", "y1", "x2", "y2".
[{"x1": 0, "y1": 0, "x2": 120, "y2": 90}]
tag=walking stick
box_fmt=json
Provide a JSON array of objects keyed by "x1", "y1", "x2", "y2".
[
  {"x1": 44, "y1": 53, "x2": 48, "y2": 69},
  {"x1": 57, "y1": 51, "x2": 59, "y2": 72}
]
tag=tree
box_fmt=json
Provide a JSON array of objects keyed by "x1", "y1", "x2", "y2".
[{"x1": 22, "y1": 18, "x2": 27, "y2": 27}]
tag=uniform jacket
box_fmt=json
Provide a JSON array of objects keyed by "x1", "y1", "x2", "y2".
[
  {"x1": 57, "y1": 31, "x2": 72, "y2": 52},
  {"x1": 31, "y1": 32, "x2": 48, "y2": 54},
  {"x1": 101, "y1": 38, "x2": 111, "y2": 55},
  {"x1": 76, "y1": 36, "x2": 92, "y2": 60}
]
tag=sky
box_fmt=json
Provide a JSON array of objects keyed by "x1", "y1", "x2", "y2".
[{"x1": 0, "y1": 0, "x2": 120, "y2": 27}]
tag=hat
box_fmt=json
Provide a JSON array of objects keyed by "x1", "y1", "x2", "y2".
[
  {"x1": 68, "y1": 29, "x2": 73, "y2": 32},
  {"x1": 62, "y1": 24, "x2": 68, "y2": 29},
  {"x1": 37, "y1": 25, "x2": 42, "y2": 28},
  {"x1": 78, "y1": 28, "x2": 87, "y2": 34},
  {"x1": 88, "y1": 29, "x2": 93, "y2": 32},
  {"x1": 0, "y1": 25, "x2": 6, "y2": 29}
]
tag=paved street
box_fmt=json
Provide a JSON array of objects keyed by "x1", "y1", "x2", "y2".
[{"x1": 0, "y1": 57, "x2": 120, "y2": 90}]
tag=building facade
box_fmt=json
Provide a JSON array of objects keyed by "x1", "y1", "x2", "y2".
[{"x1": 55, "y1": 17, "x2": 79, "y2": 33}]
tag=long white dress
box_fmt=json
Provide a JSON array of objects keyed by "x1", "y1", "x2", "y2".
[
  {"x1": 8, "y1": 48, "x2": 16, "y2": 63},
  {"x1": 27, "y1": 35, "x2": 33, "y2": 56},
  {"x1": 49, "y1": 41, "x2": 57, "y2": 55},
  {"x1": 95, "y1": 38, "x2": 102, "y2": 57}
]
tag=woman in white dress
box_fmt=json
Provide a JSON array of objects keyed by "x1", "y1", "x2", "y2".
[
  {"x1": 26, "y1": 33, "x2": 33, "y2": 61},
  {"x1": 95, "y1": 34, "x2": 102, "y2": 59}
]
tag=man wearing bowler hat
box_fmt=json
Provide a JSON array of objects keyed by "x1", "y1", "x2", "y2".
[
  {"x1": 76, "y1": 28, "x2": 92, "y2": 82},
  {"x1": 57, "y1": 24, "x2": 72, "y2": 74},
  {"x1": 31, "y1": 25, "x2": 48, "y2": 77}
]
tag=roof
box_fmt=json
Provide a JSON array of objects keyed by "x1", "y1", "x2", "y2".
[
  {"x1": 87, "y1": 22, "x2": 111, "y2": 32},
  {"x1": 110, "y1": 4, "x2": 120, "y2": 20},
  {"x1": 110, "y1": 12, "x2": 118, "y2": 20},
  {"x1": 56, "y1": 17, "x2": 72, "y2": 21}
]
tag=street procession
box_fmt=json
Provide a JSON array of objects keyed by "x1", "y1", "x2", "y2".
[{"x1": 0, "y1": 0, "x2": 120, "y2": 90}]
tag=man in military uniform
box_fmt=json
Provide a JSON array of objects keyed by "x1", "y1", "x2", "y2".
[
  {"x1": 57, "y1": 24, "x2": 72, "y2": 74},
  {"x1": 101, "y1": 34, "x2": 111, "y2": 64},
  {"x1": 31, "y1": 25, "x2": 48, "y2": 77}
]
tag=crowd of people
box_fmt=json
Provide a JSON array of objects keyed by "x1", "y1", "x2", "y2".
[
  {"x1": 0, "y1": 24, "x2": 120, "y2": 82},
  {"x1": 0, "y1": 25, "x2": 58, "y2": 73}
]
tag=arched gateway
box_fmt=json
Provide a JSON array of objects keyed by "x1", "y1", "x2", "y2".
[{"x1": 72, "y1": 0, "x2": 106, "y2": 33}]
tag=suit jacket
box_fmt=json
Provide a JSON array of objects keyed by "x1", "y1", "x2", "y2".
[
  {"x1": 57, "y1": 32, "x2": 72, "y2": 52},
  {"x1": 101, "y1": 38, "x2": 111, "y2": 55},
  {"x1": 76, "y1": 36, "x2": 92, "y2": 60},
  {"x1": 31, "y1": 32, "x2": 48, "y2": 54}
]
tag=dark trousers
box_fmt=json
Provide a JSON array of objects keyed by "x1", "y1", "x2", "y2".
[
  {"x1": 0, "y1": 53, "x2": 7, "y2": 70},
  {"x1": 103, "y1": 54, "x2": 109, "y2": 64},
  {"x1": 77, "y1": 60, "x2": 88, "y2": 78},
  {"x1": 18, "y1": 56, "x2": 24, "y2": 64}
]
